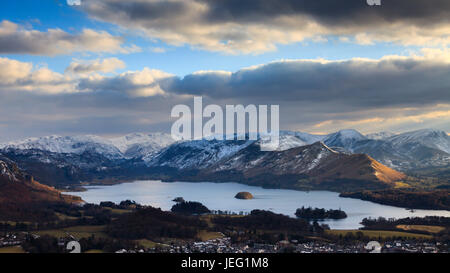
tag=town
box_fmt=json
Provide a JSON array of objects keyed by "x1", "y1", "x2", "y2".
[
  {"x1": 144, "y1": 237, "x2": 447, "y2": 254},
  {"x1": 1, "y1": 231, "x2": 447, "y2": 254}
]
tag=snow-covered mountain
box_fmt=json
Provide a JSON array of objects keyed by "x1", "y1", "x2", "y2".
[
  {"x1": 366, "y1": 132, "x2": 396, "y2": 140},
  {"x1": 0, "y1": 128, "x2": 448, "y2": 187},
  {"x1": 0, "y1": 133, "x2": 176, "y2": 186},
  {"x1": 0, "y1": 135, "x2": 123, "y2": 160},
  {"x1": 386, "y1": 129, "x2": 450, "y2": 154},
  {"x1": 259, "y1": 131, "x2": 325, "y2": 151},
  {"x1": 213, "y1": 141, "x2": 338, "y2": 174},
  {"x1": 150, "y1": 141, "x2": 406, "y2": 192},
  {"x1": 0, "y1": 133, "x2": 176, "y2": 160},
  {"x1": 324, "y1": 129, "x2": 368, "y2": 152},
  {"x1": 322, "y1": 129, "x2": 450, "y2": 170},
  {"x1": 109, "y1": 133, "x2": 176, "y2": 158},
  {"x1": 147, "y1": 139, "x2": 256, "y2": 169},
  {"x1": 210, "y1": 141, "x2": 405, "y2": 185},
  {"x1": 146, "y1": 131, "x2": 326, "y2": 169}
]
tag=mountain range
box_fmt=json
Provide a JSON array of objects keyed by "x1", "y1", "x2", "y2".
[
  {"x1": 157, "y1": 141, "x2": 406, "y2": 192},
  {"x1": 0, "y1": 129, "x2": 448, "y2": 191},
  {"x1": 329, "y1": 129, "x2": 450, "y2": 170}
]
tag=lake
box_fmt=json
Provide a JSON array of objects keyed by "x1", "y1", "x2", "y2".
[{"x1": 68, "y1": 180, "x2": 450, "y2": 229}]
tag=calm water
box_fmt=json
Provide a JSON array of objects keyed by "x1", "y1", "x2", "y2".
[{"x1": 68, "y1": 180, "x2": 450, "y2": 229}]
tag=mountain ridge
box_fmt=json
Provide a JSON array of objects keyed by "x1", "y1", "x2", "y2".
[
  {"x1": 152, "y1": 141, "x2": 406, "y2": 192},
  {"x1": 0, "y1": 128, "x2": 447, "y2": 189}
]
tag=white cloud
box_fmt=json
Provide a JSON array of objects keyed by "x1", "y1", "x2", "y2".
[
  {"x1": 77, "y1": 67, "x2": 174, "y2": 97},
  {"x1": 65, "y1": 58, "x2": 126, "y2": 74},
  {"x1": 0, "y1": 20, "x2": 140, "y2": 56},
  {"x1": 150, "y1": 47, "x2": 167, "y2": 53},
  {"x1": 0, "y1": 58, "x2": 75, "y2": 94},
  {"x1": 0, "y1": 57, "x2": 174, "y2": 97},
  {"x1": 0, "y1": 57, "x2": 32, "y2": 84}
]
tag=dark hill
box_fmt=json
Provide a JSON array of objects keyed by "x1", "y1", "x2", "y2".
[{"x1": 0, "y1": 155, "x2": 81, "y2": 205}]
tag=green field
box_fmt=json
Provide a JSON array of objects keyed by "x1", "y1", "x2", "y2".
[{"x1": 326, "y1": 229, "x2": 433, "y2": 239}]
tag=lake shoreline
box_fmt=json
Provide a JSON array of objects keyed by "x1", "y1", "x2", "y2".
[
  {"x1": 67, "y1": 180, "x2": 450, "y2": 230},
  {"x1": 72, "y1": 178, "x2": 450, "y2": 211}
]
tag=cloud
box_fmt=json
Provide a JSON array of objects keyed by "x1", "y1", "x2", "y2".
[
  {"x1": 65, "y1": 58, "x2": 126, "y2": 74},
  {"x1": 2, "y1": 50, "x2": 450, "y2": 139},
  {"x1": 0, "y1": 20, "x2": 140, "y2": 56},
  {"x1": 0, "y1": 57, "x2": 32, "y2": 84},
  {"x1": 77, "y1": 67, "x2": 174, "y2": 97},
  {"x1": 0, "y1": 57, "x2": 75, "y2": 94},
  {"x1": 80, "y1": 0, "x2": 450, "y2": 54},
  {"x1": 0, "y1": 87, "x2": 185, "y2": 141},
  {"x1": 0, "y1": 58, "x2": 171, "y2": 97},
  {"x1": 4, "y1": 48, "x2": 450, "y2": 105},
  {"x1": 166, "y1": 49, "x2": 450, "y2": 110},
  {"x1": 150, "y1": 47, "x2": 167, "y2": 53},
  {"x1": 306, "y1": 105, "x2": 450, "y2": 134}
]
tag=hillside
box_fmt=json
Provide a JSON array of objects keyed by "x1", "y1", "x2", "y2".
[
  {"x1": 0, "y1": 155, "x2": 81, "y2": 205},
  {"x1": 154, "y1": 142, "x2": 407, "y2": 192}
]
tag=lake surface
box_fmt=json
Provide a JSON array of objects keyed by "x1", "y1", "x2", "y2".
[{"x1": 68, "y1": 180, "x2": 450, "y2": 229}]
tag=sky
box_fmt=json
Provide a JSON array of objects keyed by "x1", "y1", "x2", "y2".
[{"x1": 1, "y1": 0, "x2": 450, "y2": 141}]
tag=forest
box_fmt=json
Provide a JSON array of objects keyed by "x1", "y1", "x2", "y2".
[
  {"x1": 295, "y1": 207, "x2": 347, "y2": 220},
  {"x1": 340, "y1": 189, "x2": 450, "y2": 210}
]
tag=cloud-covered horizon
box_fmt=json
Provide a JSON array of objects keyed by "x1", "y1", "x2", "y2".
[{"x1": 1, "y1": 49, "x2": 450, "y2": 141}]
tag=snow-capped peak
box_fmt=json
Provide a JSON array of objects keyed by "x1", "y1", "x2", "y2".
[
  {"x1": 324, "y1": 129, "x2": 367, "y2": 151},
  {"x1": 334, "y1": 129, "x2": 366, "y2": 139},
  {"x1": 258, "y1": 131, "x2": 326, "y2": 151},
  {"x1": 0, "y1": 135, "x2": 122, "y2": 158},
  {"x1": 366, "y1": 132, "x2": 396, "y2": 140},
  {"x1": 146, "y1": 138, "x2": 256, "y2": 169},
  {"x1": 108, "y1": 132, "x2": 176, "y2": 155},
  {"x1": 0, "y1": 132, "x2": 177, "y2": 160},
  {"x1": 386, "y1": 128, "x2": 450, "y2": 154}
]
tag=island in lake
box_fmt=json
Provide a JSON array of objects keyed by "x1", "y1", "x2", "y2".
[
  {"x1": 295, "y1": 207, "x2": 348, "y2": 220},
  {"x1": 171, "y1": 201, "x2": 211, "y2": 215},
  {"x1": 235, "y1": 192, "x2": 254, "y2": 200}
]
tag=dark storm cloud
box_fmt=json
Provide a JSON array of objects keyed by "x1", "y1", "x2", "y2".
[
  {"x1": 99, "y1": 0, "x2": 189, "y2": 20},
  {"x1": 86, "y1": 0, "x2": 450, "y2": 26},
  {"x1": 201, "y1": 0, "x2": 450, "y2": 26},
  {"x1": 167, "y1": 56, "x2": 450, "y2": 109},
  {"x1": 71, "y1": 53, "x2": 450, "y2": 110},
  {"x1": 81, "y1": 0, "x2": 450, "y2": 53}
]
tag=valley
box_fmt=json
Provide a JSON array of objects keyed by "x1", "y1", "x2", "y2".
[
  {"x1": 0, "y1": 129, "x2": 449, "y2": 210},
  {"x1": 1, "y1": 199, "x2": 449, "y2": 254}
]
